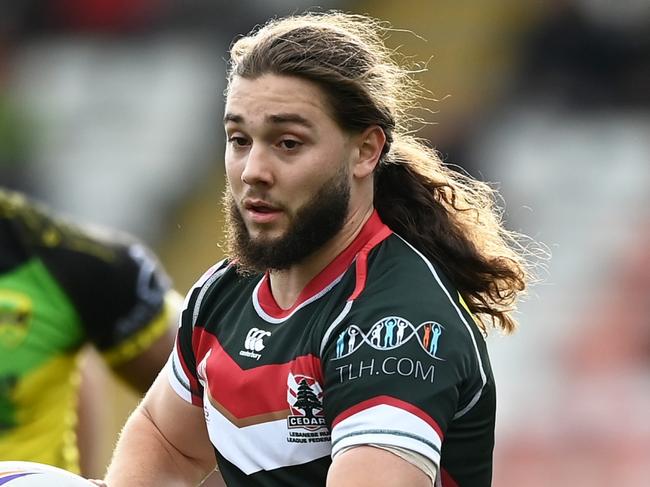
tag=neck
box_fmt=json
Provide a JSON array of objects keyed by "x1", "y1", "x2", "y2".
[{"x1": 268, "y1": 205, "x2": 374, "y2": 310}]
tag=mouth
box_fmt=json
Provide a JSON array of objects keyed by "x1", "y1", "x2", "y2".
[
  {"x1": 242, "y1": 199, "x2": 283, "y2": 223},
  {"x1": 243, "y1": 199, "x2": 280, "y2": 212}
]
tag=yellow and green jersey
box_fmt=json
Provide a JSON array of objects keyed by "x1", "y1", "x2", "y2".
[{"x1": 0, "y1": 188, "x2": 172, "y2": 472}]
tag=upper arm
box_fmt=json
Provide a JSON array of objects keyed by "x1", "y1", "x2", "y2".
[
  {"x1": 327, "y1": 446, "x2": 431, "y2": 487},
  {"x1": 139, "y1": 367, "x2": 216, "y2": 471},
  {"x1": 103, "y1": 368, "x2": 217, "y2": 485}
]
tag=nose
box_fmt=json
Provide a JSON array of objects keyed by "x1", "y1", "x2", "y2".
[{"x1": 241, "y1": 144, "x2": 274, "y2": 187}]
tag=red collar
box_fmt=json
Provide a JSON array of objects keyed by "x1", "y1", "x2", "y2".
[{"x1": 255, "y1": 210, "x2": 391, "y2": 321}]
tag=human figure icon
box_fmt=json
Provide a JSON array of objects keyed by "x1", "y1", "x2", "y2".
[
  {"x1": 383, "y1": 319, "x2": 397, "y2": 347},
  {"x1": 423, "y1": 323, "x2": 432, "y2": 349},
  {"x1": 429, "y1": 323, "x2": 442, "y2": 357},
  {"x1": 396, "y1": 320, "x2": 408, "y2": 344},
  {"x1": 370, "y1": 323, "x2": 382, "y2": 346},
  {"x1": 347, "y1": 327, "x2": 358, "y2": 354},
  {"x1": 336, "y1": 330, "x2": 346, "y2": 358}
]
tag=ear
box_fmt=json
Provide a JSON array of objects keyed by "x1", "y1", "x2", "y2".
[{"x1": 352, "y1": 126, "x2": 386, "y2": 179}]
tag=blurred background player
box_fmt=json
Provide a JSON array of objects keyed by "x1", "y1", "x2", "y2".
[{"x1": 0, "y1": 187, "x2": 180, "y2": 474}]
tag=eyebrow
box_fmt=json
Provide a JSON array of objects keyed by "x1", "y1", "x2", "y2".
[
  {"x1": 223, "y1": 112, "x2": 314, "y2": 128},
  {"x1": 223, "y1": 113, "x2": 243, "y2": 124}
]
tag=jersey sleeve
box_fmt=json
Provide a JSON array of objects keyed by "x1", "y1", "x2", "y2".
[
  {"x1": 167, "y1": 260, "x2": 230, "y2": 407},
  {"x1": 36, "y1": 225, "x2": 170, "y2": 354},
  {"x1": 320, "y1": 266, "x2": 486, "y2": 470}
]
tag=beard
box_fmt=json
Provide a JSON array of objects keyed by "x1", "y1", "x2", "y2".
[{"x1": 224, "y1": 166, "x2": 351, "y2": 273}]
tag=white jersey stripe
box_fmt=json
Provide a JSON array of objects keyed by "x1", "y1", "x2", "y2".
[
  {"x1": 319, "y1": 300, "x2": 354, "y2": 356},
  {"x1": 169, "y1": 260, "x2": 229, "y2": 405},
  {"x1": 167, "y1": 353, "x2": 193, "y2": 403},
  {"x1": 395, "y1": 235, "x2": 487, "y2": 419},
  {"x1": 205, "y1": 401, "x2": 330, "y2": 474},
  {"x1": 331, "y1": 404, "x2": 442, "y2": 467},
  {"x1": 192, "y1": 260, "x2": 229, "y2": 327}
]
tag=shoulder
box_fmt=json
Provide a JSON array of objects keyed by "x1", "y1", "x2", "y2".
[
  {"x1": 326, "y1": 233, "x2": 483, "y2": 368},
  {"x1": 0, "y1": 188, "x2": 172, "y2": 303},
  {"x1": 363, "y1": 234, "x2": 469, "y2": 325},
  {"x1": 1, "y1": 188, "x2": 157, "y2": 278},
  {"x1": 181, "y1": 259, "x2": 258, "y2": 328},
  {"x1": 1, "y1": 188, "x2": 125, "y2": 257}
]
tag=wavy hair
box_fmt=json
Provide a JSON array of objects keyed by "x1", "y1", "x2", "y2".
[{"x1": 227, "y1": 12, "x2": 543, "y2": 333}]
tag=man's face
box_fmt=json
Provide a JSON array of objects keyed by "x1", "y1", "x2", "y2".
[{"x1": 223, "y1": 74, "x2": 356, "y2": 271}]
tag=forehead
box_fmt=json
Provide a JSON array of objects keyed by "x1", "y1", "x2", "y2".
[{"x1": 225, "y1": 74, "x2": 334, "y2": 126}]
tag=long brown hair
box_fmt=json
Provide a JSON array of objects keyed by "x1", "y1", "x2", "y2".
[{"x1": 227, "y1": 12, "x2": 543, "y2": 334}]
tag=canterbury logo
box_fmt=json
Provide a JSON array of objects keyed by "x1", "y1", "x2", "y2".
[{"x1": 244, "y1": 327, "x2": 271, "y2": 352}]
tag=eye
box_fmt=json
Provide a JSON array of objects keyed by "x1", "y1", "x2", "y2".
[
  {"x1": 228, "y1": 136, "x2": 249, "y2": 147},
  {"x1": 278, "y1": 139, "x2": 302, "y2": 150}
]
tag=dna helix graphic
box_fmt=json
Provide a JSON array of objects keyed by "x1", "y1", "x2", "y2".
[{"x1": 333, "y1": 316, "x2": 445, "y2": 360}]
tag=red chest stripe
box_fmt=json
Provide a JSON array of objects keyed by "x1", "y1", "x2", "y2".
[{"x1": 192, "y1": 328, "x2": 323, "y2": 425}]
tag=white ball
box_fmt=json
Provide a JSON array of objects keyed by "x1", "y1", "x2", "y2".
[{"x1": 0, "y1": 461, "x2": 95, "y2": 486}]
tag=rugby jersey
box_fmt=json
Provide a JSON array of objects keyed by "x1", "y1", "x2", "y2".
[{"x1": 169, "y1": 210, "x2": 495, "y2": 486}]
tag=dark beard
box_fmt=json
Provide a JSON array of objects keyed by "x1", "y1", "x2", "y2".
[{"x1": 224, "y1": 168, "x2": 350, "y2": 273}]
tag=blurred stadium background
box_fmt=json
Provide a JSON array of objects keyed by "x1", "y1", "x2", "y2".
[{"x1": 1, "y1": 0, "x2": 649, "y2": 485}]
